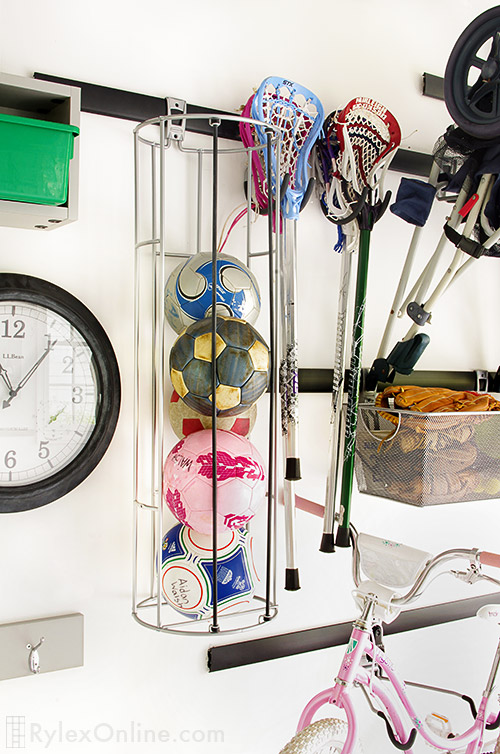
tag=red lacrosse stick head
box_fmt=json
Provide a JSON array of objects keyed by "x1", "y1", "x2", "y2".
[{"x1": 335, "y1": 97, "x2": 401, "y2": 193}]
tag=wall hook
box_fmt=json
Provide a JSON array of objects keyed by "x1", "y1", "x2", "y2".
[{"x1": 26, "y1": 637, "x2": 45, "y2": 674}]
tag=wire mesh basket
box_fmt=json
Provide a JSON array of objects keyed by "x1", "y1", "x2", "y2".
[{"x1": 354, "y1": 404, "x2": 500, "y2": 506}]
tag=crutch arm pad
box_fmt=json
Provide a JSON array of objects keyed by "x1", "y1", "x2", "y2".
[{"x1": 390, "y1": 177, "x2": 436, "y2": 227}]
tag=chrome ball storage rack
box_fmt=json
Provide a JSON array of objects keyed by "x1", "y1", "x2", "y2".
[{"x1": 133, "y1": 107, "x2": 281, "y2": 635}]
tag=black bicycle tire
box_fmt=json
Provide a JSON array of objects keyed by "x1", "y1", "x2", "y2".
[
  {"x1": 444, "y1": 6, "x2": 500, "y2": 138},
  {"x1": 0, "y1": 273, "x2": 121, "y2": 512}
]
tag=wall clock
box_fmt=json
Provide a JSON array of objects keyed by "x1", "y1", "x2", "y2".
[{"x1": 0, "y1": 273, "x2": 121, "y2": 512}]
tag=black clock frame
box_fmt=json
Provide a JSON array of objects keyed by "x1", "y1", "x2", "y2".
[{"x1": 0, "y1": 273, "x2": 121, "y2": 512}]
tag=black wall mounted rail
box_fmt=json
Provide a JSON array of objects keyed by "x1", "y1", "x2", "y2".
[
  {"x1": 208, "y1": 592, "x2": 500, "y2": 671},
  {"x1": 422, "y1": 73, "x2": 445, "y2": 101},
  {"x1": 34, "y1": 73, "x2": 432, "y2": 177},
  {"x1": 34, "y1": 72, "x2": 241, "y2": 140},
  {"x1": 298, "y1": 368, "x2": 500, "y2": 394}
]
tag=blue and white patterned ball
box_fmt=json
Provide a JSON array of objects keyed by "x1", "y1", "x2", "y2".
[
  {"x1": 161, "y1": 522, "x2": 258, "y2": 620},
  {"x1": 164, "y1": 252, "x2": 261, "y2": 333}
]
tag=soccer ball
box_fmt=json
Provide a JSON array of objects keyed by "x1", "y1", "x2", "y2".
[
  {"x1": 168, "y1": 390, "x2": 257, "y2": 439},
  {"x1": 165, "y1": 252, "x2": 261, "y2": 334},
  {"x1": 161, "y1": 523, "x2": 258, "y2": 620},
  {"x1": 170, "y1": 315, "x2": 270, "y2": 417},
  {"x1": 163, "y1": 428, "x2": 266, "y2": 534}
]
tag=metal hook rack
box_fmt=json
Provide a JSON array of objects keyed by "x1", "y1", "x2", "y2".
[{"x1": 132, "y1": 111, "x2": 282, "y2": 635}]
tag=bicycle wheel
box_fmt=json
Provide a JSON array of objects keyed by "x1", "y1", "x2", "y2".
[
  {"x1": 444, "y1": 6, "x2": 500, "y2": 139},
  {"x1": 279, "y1": 718, "x2": 359, "y2": 754},
  {"x1": 481, "y1": 729, "x2": 500, "y2": 753}
]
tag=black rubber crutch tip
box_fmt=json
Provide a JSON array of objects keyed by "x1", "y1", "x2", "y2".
[
  {"x1": 335, "y1": 526, "x2": 351, "y2": 548},
  {"x1": 285, "y1": 568, "x2": 301, "y2": 591},
  {"x1": 285, "y1": 457, "x2": 301, "y2": 481},
  {"x1": 319, "y1": 533, "x2": 335, "y2": 553}
]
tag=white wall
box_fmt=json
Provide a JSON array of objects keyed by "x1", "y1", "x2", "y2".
[{"x1": 1, "y1": 1, "x2": 500, "y2": 752}]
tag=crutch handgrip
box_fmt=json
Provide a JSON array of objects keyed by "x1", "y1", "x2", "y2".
[
  {"x1": 386, "y1": 333, "x2": 431, "y2": 375},
  {"x1": 480, "y1": 551, "x2": 500, "y2": 569}
]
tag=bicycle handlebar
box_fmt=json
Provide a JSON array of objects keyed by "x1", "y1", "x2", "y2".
[{"x1": 480, "y1": 551, "x2": 500, "y2": 569}]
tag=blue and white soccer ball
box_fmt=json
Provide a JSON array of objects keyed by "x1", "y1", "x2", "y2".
[
  {"x1": 164, "y1": 252, "x2": 261, "y2": 334},
  {"x1": 161, "y1": 522, "x2": 258, "y2": 620}
]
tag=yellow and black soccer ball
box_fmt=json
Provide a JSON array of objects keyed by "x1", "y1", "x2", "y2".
[{"x1": 169, "y1": 316, "x2": 270, "y2": 417}]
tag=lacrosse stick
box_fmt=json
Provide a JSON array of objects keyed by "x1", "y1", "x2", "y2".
[
  {"x1": 312, "y1": 113, "x2": 359, "y2": 552},
  {"x1": 252, "y1": 76, "x2": 324, "y2": 589},
  {"x1": 332, "y1": 98, "x2": 401, "y2": 548}
]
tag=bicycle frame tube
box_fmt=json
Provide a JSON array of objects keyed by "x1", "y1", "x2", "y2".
[{"x1": 295, "y1": 624, "x2": 491, "y2": 754}]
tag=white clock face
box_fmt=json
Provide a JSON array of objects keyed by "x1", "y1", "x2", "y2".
[{"x1": 0, "y1": 301, "x2": 98, "y2": 486}]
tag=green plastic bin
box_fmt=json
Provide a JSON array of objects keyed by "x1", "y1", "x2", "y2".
[{"x1": 0, "y1": 113, "x2": 79, "y2": 206}]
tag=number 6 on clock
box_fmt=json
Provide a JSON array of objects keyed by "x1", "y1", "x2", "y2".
[{"x1": 0, "y1": 273, "x2": 121, "y2": 512}]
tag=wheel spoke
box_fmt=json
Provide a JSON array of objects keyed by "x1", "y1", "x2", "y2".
[
  {"x1": 469, "y1": 80, "x2": 494, "y2": 111},
  {"x1": 470, "y1": 54, "x2": 486, "y2": 70}
]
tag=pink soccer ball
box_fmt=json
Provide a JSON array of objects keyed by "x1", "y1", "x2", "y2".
[{"x1": 163, "y1": 429, "x2": 266, "y2": 534}]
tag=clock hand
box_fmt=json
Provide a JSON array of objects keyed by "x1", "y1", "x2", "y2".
[
  {"x1": 3, "y1": 339, "x2": 57, "y2": 408},
  {"x1": 0, "y1": 364, "x2": 14, "y2": 394}
]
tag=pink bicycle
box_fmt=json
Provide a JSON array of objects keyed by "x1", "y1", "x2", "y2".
[{"x1": 280, "y1": 529, "x2": 500, "y2": 753}]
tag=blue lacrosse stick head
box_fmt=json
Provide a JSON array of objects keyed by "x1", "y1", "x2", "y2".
[{"x1": 251, "y1": 76, "x2": 324, "y2": 220}]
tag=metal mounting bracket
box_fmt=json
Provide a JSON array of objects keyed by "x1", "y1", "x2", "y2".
[
  {"x1": 165, "y1": 97, "x2": 187, "y2": 142},
  {"x1": 476, "y1": 369, "x2": 489, "y2": 392},
  {"x1": 407, "y1": 301, "x2": 431, "y2": 325}
]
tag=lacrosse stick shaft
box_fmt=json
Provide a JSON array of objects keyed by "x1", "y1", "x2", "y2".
[
  {"x1": 280, "y1": 219, "x2": 300, "y2": 590},
  {"x1": 320, "y1": 242, "x2": 354, "y2": 552},
  {"x1": 336, "y1": 226, "x2": 371, "y2": 547},
  {"x1": 281, "y1": 220, "x2": 300, "y2": 474}
]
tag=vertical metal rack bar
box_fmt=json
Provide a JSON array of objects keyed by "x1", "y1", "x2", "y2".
[{"x1": 210, "y1": 118, "x2": 220, "y2": 634}]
